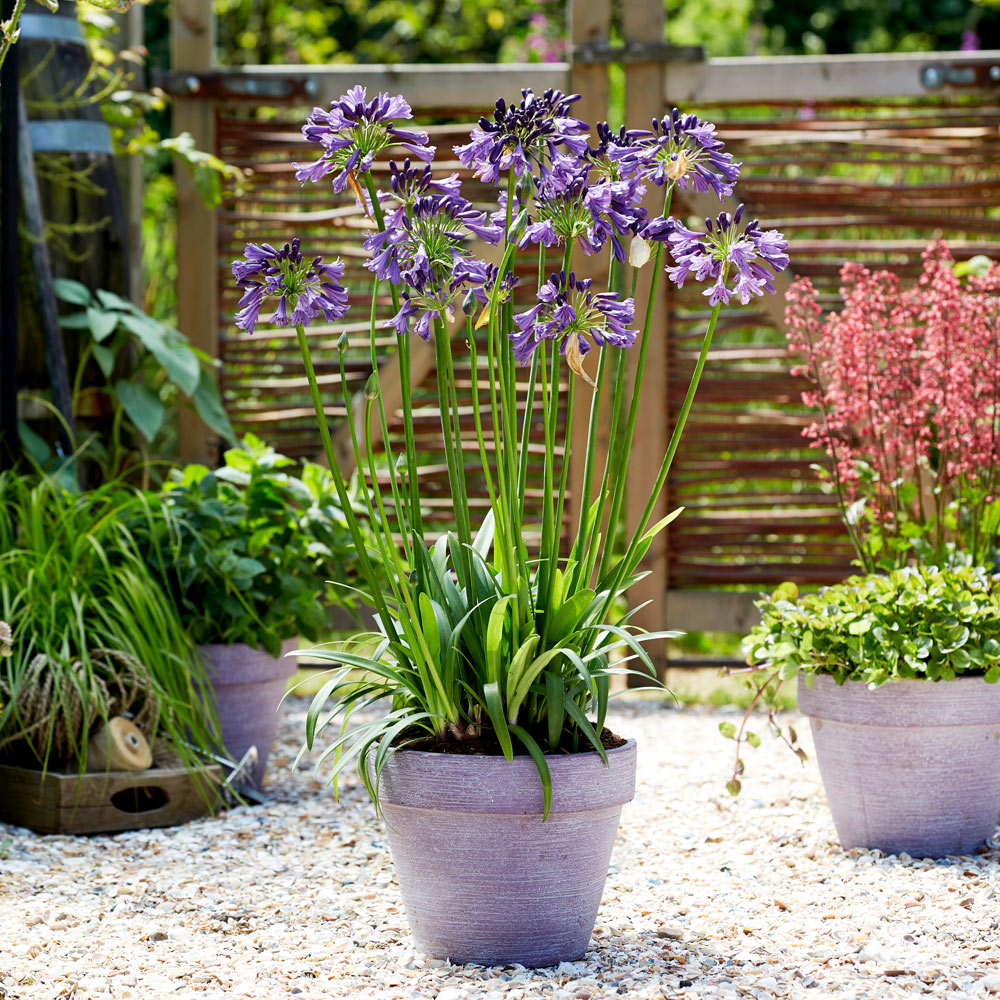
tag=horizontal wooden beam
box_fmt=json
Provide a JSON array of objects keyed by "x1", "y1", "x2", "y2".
[
  {"x1": 154, "y1": 64, "x2": 570, "y2": 109},
  {"x1": 666, "y1": 50, "x2": 1000, "y2": 103}
]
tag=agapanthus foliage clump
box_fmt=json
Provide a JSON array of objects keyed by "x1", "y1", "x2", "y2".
[
  {"x1": 233, "y1": 84, "x2": 789, "y2": 816},
  {"x1": 786, "y1": 243, "x2": 1000, "y2": 571}
]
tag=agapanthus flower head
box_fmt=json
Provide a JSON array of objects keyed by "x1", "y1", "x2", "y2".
[
  {"x1": 381, "y1": 159, "x2": 462, "y2": 227},
  {"x1": 232, "y1": 238, "x2": 350, "y2": 334},
  {"x1": 587, "y1": 121, "x2": 653, "y2": 181},
  {"x1": 664, "y1": 204, "x2": 789, "y2": 306},
  {"x1": 611, "y1": 108, "x2": 740, "y2": 201},
  {"x1": 511, "y1": 270, "x2": 637, "y2": 386},
  {"x1": 454, "y1": 88, "x2": 589, "y2": 184},
  {"x1": 515, "y1": 154, "x2": 646, "y2": 262},
  {"x1": 366, "y1": 194, "x2": 503, "y2": 340},
  {"x1": 295, "y1": 85, "x2": 433, "y2": 206}
]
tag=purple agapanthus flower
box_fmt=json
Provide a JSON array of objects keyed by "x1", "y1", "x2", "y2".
[
  {"x1": 380, "y1": 159, "x2": 462, "y2": 227},
  {"x1": 454, "y1": 88, "x2": 589, "y2": 184},
  {"x1": 512, "y1": 155, "x2": 646, "y2": 262},
  {"x1": 611, "y1": 108, "x2": 740, "y2": 202},
  {"x1": 587, "y1": 121, "x2": 653, "y2": 182},
  {"x1": 511, "y1": 271, "x2": 636, "y2": 385},
  {"x1": 365, "y1": 194, "x2": 503, "y2": 340},
  {"x1": 295, "y1": 85, "x2": 433, "y2": 202},
  {"x1": 232, "y1": 239, "x2": 349, "y2": 334},
  {"x1": 664, "y1": 205, "x2": 789, "y2": 306}
]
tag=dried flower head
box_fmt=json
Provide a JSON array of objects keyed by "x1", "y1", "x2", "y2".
[
  {"x1": 0, "y1": 620, "x2": 10, "y2": 658},
  {"x1": 232, "y1": 239, "x2": 350, "y2": 334}
]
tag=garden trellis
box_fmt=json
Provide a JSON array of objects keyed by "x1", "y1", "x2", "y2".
[{"x1": 160, "y1": 0, "x2": 1000, "y2": 667}]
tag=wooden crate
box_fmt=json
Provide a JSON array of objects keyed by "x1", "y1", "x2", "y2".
[{"x1": 0, "y1": 763, "x2": 222, "y2": 835}]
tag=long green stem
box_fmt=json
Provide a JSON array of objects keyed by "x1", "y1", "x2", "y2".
[
  {"x1": 596, "y1": 187, "x2": 674, "y2": 582},
  {"x1": 363, "y1": 172, "x2": 423, "y2": 547},
  {"x1": 293, "y1": 323, "x2": 397, "y2": 635},
  {"x1": 366, "y1": 278, "x2": 412, "y2": 566},
  {"x1": 593, "y1": 301, "x2": 724, "y2": 631}
]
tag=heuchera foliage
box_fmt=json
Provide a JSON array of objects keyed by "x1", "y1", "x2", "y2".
[{"x1": 786, "y1": 243, "x2": 1000, "y2": 571}]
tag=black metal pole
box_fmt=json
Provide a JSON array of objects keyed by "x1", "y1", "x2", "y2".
[{"x1": 0, "y1": 0, "x2": 20, "y2": 471}]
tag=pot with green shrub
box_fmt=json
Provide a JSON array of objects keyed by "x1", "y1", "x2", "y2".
[
  {"x1": 742, "y1": 568, "x2": 1000, "y2": 858},
  {"x1": 728, "y1": 246, "x2": 1000, "y2": 858},
  {"x1": 145, "y1": 434, "x2": 369, "y2": 787}
]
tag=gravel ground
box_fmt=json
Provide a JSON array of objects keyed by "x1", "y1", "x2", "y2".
[{"x1": 2, "y1": 696, "x2": 1000, "y2": 1000}]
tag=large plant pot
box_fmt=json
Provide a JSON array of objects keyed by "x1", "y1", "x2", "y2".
[
  {"x1": 199, "y1": 640, "x2": 297, "y2": 788},
  {"x1": 798, "y1": 674, "x2": 1000, "y2": 857},
  {"x1": 374, "y1": 738, "x2": 637, "y2": 966}
]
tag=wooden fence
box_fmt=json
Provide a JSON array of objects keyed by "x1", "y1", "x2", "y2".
[{"x1": 161, "y1": 0, "x2": 1000, "y2": 665}]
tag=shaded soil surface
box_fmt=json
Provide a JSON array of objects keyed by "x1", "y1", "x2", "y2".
[{"x1": 394, "y1": 724, "x2": 627, "y2": 756}]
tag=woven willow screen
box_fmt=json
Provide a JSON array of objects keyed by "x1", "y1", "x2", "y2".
[
  {"x1": 666, "y1": 95, "x2": 1000, "y2": 587},
  {"x1": 214, "y1": 93, "x2": 1000, "y2": 587}
]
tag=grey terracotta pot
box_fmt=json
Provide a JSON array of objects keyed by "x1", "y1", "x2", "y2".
[
  {"x1": 798, "y1": 673, "x2": 1000, "y2": 857},
  {"x1": 199, "y1": 640, "x2": 297, "y2": 788},
  {"x1": 374, "y1": 738, "x2": 637, "y2": 967}
]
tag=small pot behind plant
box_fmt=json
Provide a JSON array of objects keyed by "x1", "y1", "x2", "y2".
[
  {"x1": 798, "y1": 674, "x2": 1000, "y2": 857},
  {"x1": 199, "y1": 640, "x2": 297, "y2": 788},
  {"x1": 373, "y1": 738, "x2": 637, "y2": 967}
]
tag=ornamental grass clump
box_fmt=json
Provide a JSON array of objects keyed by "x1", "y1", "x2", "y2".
[{"x1": 232, "y1": 85, "x2": 789, "y2": 815}]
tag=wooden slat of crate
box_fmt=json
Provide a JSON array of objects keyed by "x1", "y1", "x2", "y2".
[{"x1": 0, "y1": 764, "x2": 221, "y2": 835}]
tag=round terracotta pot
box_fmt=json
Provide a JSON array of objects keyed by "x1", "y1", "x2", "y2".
[
  {"x1": 373, "y1": 738, "x2": 637, "y2": 967},
  {"x1": 798, "y1": 673, "x2": 1000, "y2": 857},
  {"x1": 199, "y1": 640, "x2": 297, "y2": 788}
]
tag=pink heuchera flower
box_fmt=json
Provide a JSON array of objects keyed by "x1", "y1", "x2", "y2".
[{"x1": 786, "y1": 242, "x2": 1000, "y2": 525}]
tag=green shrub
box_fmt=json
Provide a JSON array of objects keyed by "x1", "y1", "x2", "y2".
[
  {"x1": 143, "y1": 435, "x2": 371, "y2": 656},
  {"x1": 747, "y1": 566, "x2": 1000, "y2": 688}
]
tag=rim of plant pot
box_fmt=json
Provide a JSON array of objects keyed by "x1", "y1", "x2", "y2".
[
  {"x1": 374, "y1": 737, "x2": 638, "y2": 814},
  {"x1": 797, "y1": 672, "x2": 1000, "y2": 726},
  {"x1": 198, "y1": 639, "x2": 299, "y2": 686}
]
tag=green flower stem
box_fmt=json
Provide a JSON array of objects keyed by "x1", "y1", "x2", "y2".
[
  {"x1": 432, "y1": 317, "x2": 473, "y2": 551},
  {"x1": 339, "y1": 352, "x2": 411, "y2": 613},
  {"x1": 293, "y1": 322, "x2": 397, "y2": 636},
  {"x1": 542, "y1": 352, "x2": 575, "y2": 646},
  {"x1": 467, "y1": 316, "x2": 499, "y2": 514},
  {"x1": 366, "y1": 278, "x2": 413, "y2": 566},
  {"x1": 515, "y1": 245, "x2": 547, "y2": 518},
  {"x1": 593, "y1": 300, "x2": 724, "y2": 634},
  {"x1": 361, "y1": 389, "x2": 449, "y2": 718},
  {"x1": 596, "y1": 186, "x2": 674, "y2": 583},
  {"x1": 338, "y1": 352, "x2": 447, "y2": 717},
  {"x1": 565, "y1": 252, "x2": 620, "y2": 593},
  {"x1": 363, "y1": 171, "x2": 423, "y2": 545},
  {"x1": 537, "y1": 340, "x2": 556, "y2": 606},
  {"x1": 577, "y1": 265, "x2": 643, "y2": 589},
  {"x1": 0, "y1": 0, "x2": 27, "y2": 74}
]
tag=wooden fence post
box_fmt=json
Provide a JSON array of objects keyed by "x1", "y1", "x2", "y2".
[
  {"x1": 567, "y1": 0, "x2": 611, "y2": 541},
  {"x1": 171, "y1": 3, "x2": 219, "y2": 466},
  {"x1": 623, "y1": 0, "x2": 669, "y2": 683}
]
